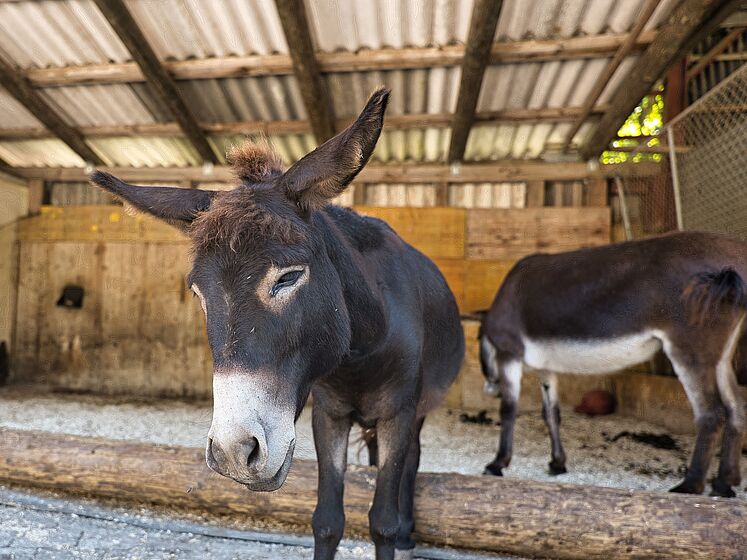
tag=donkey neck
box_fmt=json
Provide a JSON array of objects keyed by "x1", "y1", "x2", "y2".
[{"x1": 315, "y1": 207, "x2": 388, "y2": 360}]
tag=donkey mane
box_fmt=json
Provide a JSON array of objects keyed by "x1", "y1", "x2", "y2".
[{"x1": 227, "y1": 142, "x2": 285, "y2": 183}]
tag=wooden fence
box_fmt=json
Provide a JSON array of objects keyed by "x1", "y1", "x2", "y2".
[{"x1": 12, "y1": 204, "x2": 610, "y2": 397}]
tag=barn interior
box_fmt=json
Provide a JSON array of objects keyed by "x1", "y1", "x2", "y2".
[{"x1": 0, "y1": 1, "x2": 746, "y2": 558}]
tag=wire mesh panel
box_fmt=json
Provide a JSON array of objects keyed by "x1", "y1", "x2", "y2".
[
  {"x1": 670, "y1": 64, "x2": 747, "y2": 237},
  {"x1": 614, "y1": 63, "x2": 747, "y2": 240}
]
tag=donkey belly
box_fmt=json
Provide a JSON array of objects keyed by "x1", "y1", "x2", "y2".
[{"x1": 523, "y1": 331, "x2": 662, "y2": 374}]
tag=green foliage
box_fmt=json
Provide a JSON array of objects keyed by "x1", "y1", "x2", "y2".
[{"x1": 600, "y1": 86, "x2": 665, "y2": 165}]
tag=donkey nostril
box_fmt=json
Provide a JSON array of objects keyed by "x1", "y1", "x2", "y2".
[{"x1": 245, "y1": 437, "x2": 260, "y2": 470}]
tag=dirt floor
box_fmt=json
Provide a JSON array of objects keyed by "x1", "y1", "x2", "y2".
[{"x1": 0, "y1": 386, "x2": 744, "y2": 495}]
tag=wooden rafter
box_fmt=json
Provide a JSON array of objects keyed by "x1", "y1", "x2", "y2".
[
  {"x1": 0, "y1": 106, "x2": 609, "y2": 141},
  {"x1": 92, "y1": 0, "x2": 218, "y2": 164},
  {"x1": 0, "y1": 57, "x2": 103, "y2": 165},
  {"x1": 686, "y1": 26, "x2": 746, "y2": 80},
  {"x1": 580, "y1": 0, "x2": 743, "y2": 160},
  {"x1": 561, "y1": 0, "x2": 661, "y2": 152},
  {"x1": 21, "y1": 31, "x2": 658, "y2": 87},
  {"x1": 274, "y1": 0, "x2": 335, "y2": 144},
  {"x1": 448, "y1": 0, "x2": 504, "y2": 163},
  {"x1": 0, "y1": 156, "x2": 23, "y2": 180},
  {"x1": 11, "y1": 161, "x2": 661, "y2": 184}
]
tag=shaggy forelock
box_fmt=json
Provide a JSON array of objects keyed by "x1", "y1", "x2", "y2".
[
  {"x1": 228, "y1": 142, "x2": 285, "y2": 183},
  {"x1": 188, "y1": 185, "x2": 306, "y2": 253}
]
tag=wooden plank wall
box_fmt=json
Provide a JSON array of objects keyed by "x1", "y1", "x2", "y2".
[{"x1": 13, "y1": 203, "x2": 610, "y2": 397}]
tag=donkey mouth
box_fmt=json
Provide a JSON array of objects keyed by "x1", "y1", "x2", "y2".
[{"x1": 241, "y1": 440, "x2": 295, "y2": 492}]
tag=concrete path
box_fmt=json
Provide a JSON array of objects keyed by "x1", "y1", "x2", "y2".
[{"x1": 0, "y1": 486, "x2": 509, "y2": 560}]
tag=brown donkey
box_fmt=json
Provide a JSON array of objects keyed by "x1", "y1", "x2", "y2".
[
  {"x1": 91, "y1": 89, "x2": 464, "y2": 559},
  {"x1": 479, "y1": 232, "x2": 747, "y2": 497}
]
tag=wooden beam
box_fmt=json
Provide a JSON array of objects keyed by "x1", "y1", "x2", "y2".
[
  {"x1": 274, "y1": 0, "x2": 335, "y2": 144},
  {"x1": 26, "y1": 179, "x2": 44, "y2": 215},
  {"x1": 0, "y1": 58, "x2": 103, "y2": 165},
  {"x1": 22, "y1": 32, "x2": 658, "y2": 87},
  {"x1": 580, "y1": 0, "x2": 743, "y2": 160},
  {"x1": 448, "y1": 0, "x2": 504, "y2": 163},
  {"x1": 0, "y1": 157, "x2": 23, "y2": 180},
  {"x1": 686, "y1": 26, "x2": 746, "y2": 80},
  {"x1": 0, "y1": 429, "x2": 744, "y2": 559},
  {"x1": 91, "y1": 0, "x2": 218, "y2": 163},
  {"x1": 0, "y1": 106, "x2": 609, "y2": 141},
  {"x1": 562, "y1": 0, "x2": 661, "y2": 152},
  {"x1": 13, "y1": 161, "x2": 662, "y2": 184}
]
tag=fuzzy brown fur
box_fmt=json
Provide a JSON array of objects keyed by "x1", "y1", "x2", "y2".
[
  {"x1": 189, "y1": 186, "x2": 305, "y2": 253},
  {"x1": 227, "y1": 142, "x2": 285, "y2": 184}
]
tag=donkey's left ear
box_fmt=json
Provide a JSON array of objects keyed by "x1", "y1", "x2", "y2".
[
  {"x1": 89, "y1": 171, "x2": 216, "y2": 232},
  {"x1": 277, "y1": 87, "x2": 390, "y2": 213}
]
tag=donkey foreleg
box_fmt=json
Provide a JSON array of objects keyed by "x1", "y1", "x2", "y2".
[
  {"x1": 311, "y1": 403, "x2": 352, "y2": 560},
  {"x1": 484, "y1": 360, "x2": 523, "y2": 477},
  {"x1": 369, "y1": 406, "x2": 416, "y2": 560},
  {"x1": 539, "y1": 372, "x2": 567, "y2": 475}
]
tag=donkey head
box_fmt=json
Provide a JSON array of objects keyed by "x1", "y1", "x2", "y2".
[{"x1": 91, "y1": 88, "x2": 390, "y2": 491}]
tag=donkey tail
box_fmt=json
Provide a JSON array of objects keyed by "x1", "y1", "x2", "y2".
[{"x1": 682, "y1": 267, "x2": 747, "y2": 325}]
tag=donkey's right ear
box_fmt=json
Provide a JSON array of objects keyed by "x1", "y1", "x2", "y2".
[{"x1": 89, "y1": 171, "x2": 216, "y2": 231}]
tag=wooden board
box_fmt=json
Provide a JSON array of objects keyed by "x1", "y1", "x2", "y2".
[
  {"x1": 355, "y1": 206, "x2": 465, "y2": 259},
  {"x1": 17, "y1": 206, "x2": 186, "y2": 243},
  {"x1": 13, "y1": 240, "x2": 212, "y2": 397},
  {"x1": 466, "y1": 207, "x2": 611, "y2": 260},
  {"x1": 0, "y1": 428, "x2": 744, "y2": 559},
  {"x1": 463, "y1": 260, "x2": 515, "y2": 312},
  {"x1": 431, "y1": 258, "x2": 465, "y2": 310}
]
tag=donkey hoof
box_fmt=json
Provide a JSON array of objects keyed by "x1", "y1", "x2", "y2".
[
  {"x1": 548, "y1": 462, "x2": 567, "y2": 476},
  {"x1": 483, "y1": 463, "x2": 504, "y2": 476},
  {"x1": 669, "y1": 480, "x2": 704, "y2": 495},
  {"x1": 394, "y1": 548, "x2": 415, "y2": 560},
  {"x1": 710, "y1": 479, "x2": 737, "y2": 498}
]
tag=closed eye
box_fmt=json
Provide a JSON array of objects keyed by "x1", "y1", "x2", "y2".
[{"x1": 271, "y1": 269, "x2": 304, "y2": 297}]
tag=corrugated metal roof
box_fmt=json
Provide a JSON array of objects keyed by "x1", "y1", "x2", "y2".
[{"x1": 0, "y1": 0, "x2": 685, "y2": 168}]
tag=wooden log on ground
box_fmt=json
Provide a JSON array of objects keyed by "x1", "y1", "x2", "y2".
[{"x1": 0, "y1": 428, "x2": 743, "y2": 559}]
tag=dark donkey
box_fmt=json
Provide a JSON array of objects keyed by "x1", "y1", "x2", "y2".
[
  {"x1": 90, "y1": 88, "x2": 465, "y2": 559},
  {"x1": 479, "y1": 232, "x2": 747, "y2": 497}
]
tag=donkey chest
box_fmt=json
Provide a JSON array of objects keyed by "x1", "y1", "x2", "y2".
[{"x1": 522, "y1": 331, "x2": 663, "y2": 374}]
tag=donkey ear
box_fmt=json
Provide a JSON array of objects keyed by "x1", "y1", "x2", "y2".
[
  {"x1": 89, "y1": 171, "x2": 216, "y2": 231},
  {"x1": 277, "y1": 87, "x2": 390, "y2": 213}
]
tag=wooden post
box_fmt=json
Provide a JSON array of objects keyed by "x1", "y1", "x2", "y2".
[
  {"x1": 586, "y1": 178, "x2": 608, "y2": 207},
  {"x1": 26, "y1": 180, "x2": 44, "y2": 216},
  {"x1": 434, "y1": 182, "x2": 449, "y2": 207},
  {"x1": 0, "y1": 428, "x2": 743, "y2": 559},
  {"x1": 352, "y1": 183, "x2": 368, "y2": 206},
  {"x1": 525, "y1": 180, "x2": 545, "y2": 207}
]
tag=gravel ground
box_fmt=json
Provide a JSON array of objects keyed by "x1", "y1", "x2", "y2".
[
  {"x1": 0, "y1": 388, "x2": 744, "y2": 495},
  {"x1": 0, "y1": 485, "x2": 503, "y2": 559}
]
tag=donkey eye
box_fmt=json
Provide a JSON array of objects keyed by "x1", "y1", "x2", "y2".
[{"x1": 271, "y1": 270, "x2": 304, "y2": 297}]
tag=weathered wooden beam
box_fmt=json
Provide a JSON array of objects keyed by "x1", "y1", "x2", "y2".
[
  {"x1": 448, "y1": 0, "x2": 504, "y2": 163},
  {"x1": 91, "y1": 0, "x2": 218, "y2": 163},
  {"x1": 0, "y1": 157, "x2": 23, "y2": 180},
  {"x1": 0, "y1": 429, "x2": 743, "y2": 559},
  {"x1": 562, "y1": 0, "x2": 661, "y2": 152},
  {"x1": 13, "y1": 161, "x2": 661, "y2": 184},
  {"x1": 274, "y1": 0, "x2": 335, "y2": 144},
  {"x1": 0, "y1": 106, "x2": 609, "y2": 141},
  {"x1": 0, "y1": 59, "x2": 103, "y2": 165},
  {"x1": 580, "y1": 0, "x2": 743, "y2": 160},
  {"x1": 22, "y1": 32, "x2": 657, "y2": 87},
  {"x1": 686, "y1": 26, "x2": 746, "y2": 80}
]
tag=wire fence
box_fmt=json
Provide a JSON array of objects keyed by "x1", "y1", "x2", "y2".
[{"x1": 614, "y1": 62, "x2": 747, "y2": 240}]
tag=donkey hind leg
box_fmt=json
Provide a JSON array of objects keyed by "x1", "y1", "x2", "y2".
[
  {"x1": 311, "y1": 404, "x2": 352, "y2": 560},
  {"x1": 667, "y1": 355, "x2": 725, "y2": 495},
  {"x1": 369, "y1": 406, "x2": 416, "y2": 560},
  {"x1": 539, "y1": 372, "x2": 567, "y2": 475},
  {"x1": 394, "y1": 417, "x2": 425, "y2": 559},
  {"x1": 484, "y1": 360, "x2": 523, "y2": 477},
  {"x1": 713, "y1": 318, "x2": 746, "y2": 497}
]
